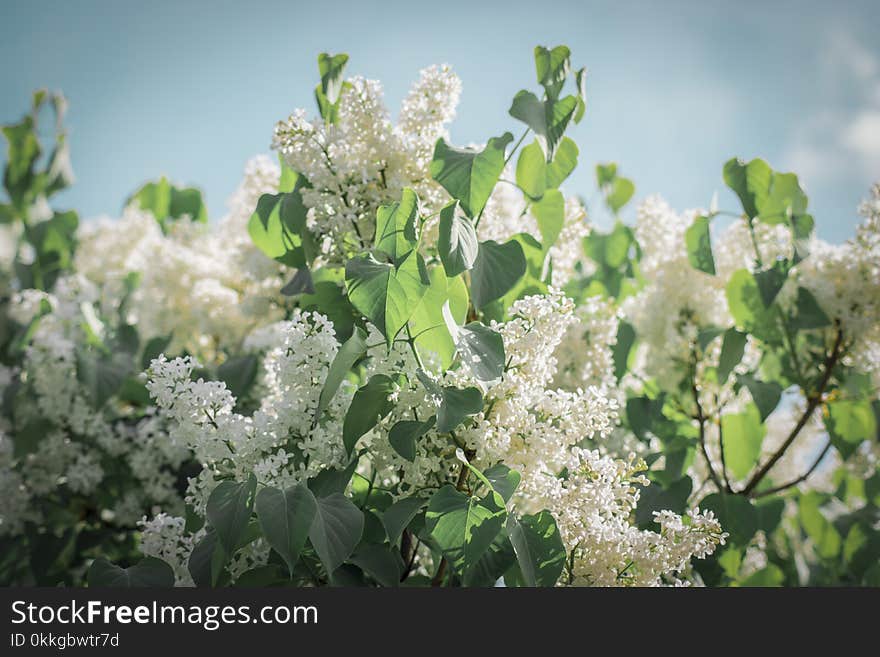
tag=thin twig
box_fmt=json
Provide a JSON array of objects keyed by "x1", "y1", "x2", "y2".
[{"x1": 741, "y1": 326, "x2": 844, "y2": 497}]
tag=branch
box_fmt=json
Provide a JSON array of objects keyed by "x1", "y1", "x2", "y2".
[
  {"x1": 692, "y1": 376, "x2": 723, "y2": 492},
  {"x1": 715, "y1": 394, "x2": 733, "y2": 493},
  {"x1": 741, "y1": 326, "x2": 844, "y2": 497},
  {"x1": 752, "y1": 440, "x2": 833, "y2": 499}
]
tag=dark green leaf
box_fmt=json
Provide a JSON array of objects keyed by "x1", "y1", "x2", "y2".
[
  {"x1": 437, "y1": 201, "x2": 478, "y2": 276},
  {"x1": 685, "y1": 215, "x2": 715, "y2": 275},
  {"x1": 88, "y1": 557, "x2": 174, "y2": 588},
  {"x1": 255, "y1": 484, "x2": 317, "y2": 577},
  {"x1": 309, "y1": 493, "x2": 364, "y2": 574}
]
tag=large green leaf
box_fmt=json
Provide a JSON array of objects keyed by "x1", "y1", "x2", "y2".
[
  {"x1": 388, "y1": 416, "x2": 436, "y2": 462},
  {"x1": 509, "y1": 91, "x2": 578, "y2": 161},
  {"x1": 430, "y1": 133, "x2": 513, "y2": 218},
  {"x1": 532, "y1": 189, "x2": 565, "y2": 250},
  {"x1": 717, "y1": 328, "x2": 747, "y2": 383},
  {"x1": 343, "y1": 374, "x2": 399, "y2": 454},
  {"x1": 416, "y1": 370, "x2": 483, "y2": 433},
  {"x1": 699, "y1": 493, "x2": 758, "y2": 546},
  {"x1": 75, "y1": 349, "x2": 132, "y2": 409},
  {"x1": 437, "y1": 201, "x2": 478, "y2": 276},
  {"x1": 216, "y1": 354, "x2": 258, "y2": 400},
  {"x1": 254, "y1": 483, "x2": 317, "y2": 577},
  {"x1": 442, "y1": 306, "x2": 505, "y2": 382},
  {"x1": 345, "y1": 250, "x2": 429, "y2": 346},
  {"x1": 533, "y1": 45, "x2": 571, "y2": 99},
  {"x1": 723, "y1": 158, "x2": 807, "y2": 224},
  {"x1": 374, "y1": 188, "x2": 418, "y2": 264},
  {"x1": 545, "y1": 137, "x2": 578, "y2": 188},
  {"x1": 799, "y1": 493, "x2": 841, "y2": 560},
  {"x1": 726, "y1": 269, "x2": 781, "y2": 343},
  {"x1": 87, "y1": 557, "x2": 175, "y2": 588},
  {"x1": 827, "y1": 400, "x2": 876, "y2": 459},
  {"x1": 508, "y1": 511, "x2": 566, "y2": 587},
  {"x1": 516, "y1": 140, "x2": 546, "y2": 199},
  {"x1": 470, "y1": 240, "x2": 527, "y2": 309},
  {"x1": 721, "y1": 403, "x2": 766, "y2": 480},
  {"x1": 206, "y1": 475, "x2": 257, "y2": 555},
  {"x1": 317, "y1": 327, "x2": 367, "y2": 418},
  {"x1": 738, "y1": 374, "x2": 782, "y2": 422},
  {"x1": 425, "y1": 485, "x2": 507, "y2": 574},
  {"x1": 409, "y1": 265, "x2": 468, "y2": 368},
  {"x1": 685, "y1": 215, "x2": 715, "y2": 275},
  {"x1": 308, "y1": 493, "x2": 364, "y2": 574},
  {"x1": 382, "y1": 496, "x2": 425, "y2": 546}
]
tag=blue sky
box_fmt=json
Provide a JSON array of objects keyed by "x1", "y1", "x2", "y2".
[{"x1": 2, "y1": 0, "x2": 879, "y2": 242}]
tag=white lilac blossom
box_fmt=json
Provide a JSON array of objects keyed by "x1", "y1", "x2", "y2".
[
  {"x1": 273, "y1": 67, "x2": 461, "y2": 264},
  {"x1": 74, "y1": 157, "x2": 285, "y2": 361}
]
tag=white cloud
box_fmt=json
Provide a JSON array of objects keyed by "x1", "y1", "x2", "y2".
[{"x1": 783, "y1": 28, "x2": 880, "y2": 183}]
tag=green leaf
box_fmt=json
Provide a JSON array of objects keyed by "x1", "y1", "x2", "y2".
[
  {"x1": 790, "y1": 287, "x2": 831, "y2": 330},
  {"x1": 545, "y1": 137, "x2": 578, "y2": 188},
  {"x1": 685, "y1": 215, "x2": 715, "y2": 275},
  {"x1": 573, "y1": 67, "x2": 587, "y2": 123},
  {"x1": 425, "y1": 485, "x2": 507, "y2": 574},
  {"x1": 374, "y1": 188, "x2": 418, "y2": 264},
  {"x1": 188, "y1": 531, "x2": 227, "y2": 587},
  {"x1": 87, "y1": 557, "x2": 174, "y2": 588},
  {"x1": 726, "y1": 269, "x2": 781, "y2": 343},
  {"x1": 533, "y1": 45, "x2": 570, "y2": 99},
  {"x1": 508, "y1": 511, "x2": 566, "y2": 587},
  {"x1": 635, "y1": 477, "x2": 693, "y2": 529},
  {"x1": 308, "y1": 493, "x2": 364, "y2": 574},
  {"x1": 605, "y1": 177, "x2": 635, "y2": 214},
  {"x1": 723, "y1": 158, "x2": 772, "y2": 220},
  {"x1": 128, "y1": 177, "x2": 207, "y2": 227},
  {"x1": 509, "y1": 92, "x2": 577, "y2": 161},
  {"x1": 409, "y1": 265, "x2": 468, "y2": 368},
  {"x1": 343, "y1": 374, "x2": 399, "y2": 454},
  {"x1": 699, "y1": 493, "x2": 758, "y2": 546},
  {"x1": 430, "y1": 133, "x2": 513, "y2": 218},
  {"x1": 318, "y1": 327, "x2": 367, "y2": 419},
  {"x1": 206, "y1": 475, "x2": 257, "y2": 555},
  {"x1": 437, "y1": 201, "x2": 478, "y2": 276},
  {"x1": 254, "y1": 484, "x2": 317, "y2": 577},
  {"x1": 612, "y1": 321, "x2": 636, "y2": 382},
  {"x1": 723, "y1": 158, "x2": 807, "y2": 224},
  {"x1": 532, "y1": 189, "x2": 565, "y2": 250},
  {"x1": 388, "y1": 416, "x2": 436, "y2": 462},
  {"x1": 827, "y1": 400, "x2": 876, "y2": 459},
  {"x1": 348, "y1": 544, "x2": 402, "y2": 587},
  {"x1": 738, "y1": 374, "x2": 782, "y2": 422},
  {"x1": 442, "y1": 307, "x2": 505, "y2": 381},
  {"x1": 141, "y1": 334, "x2": 172, "y2": 370},
  {"x1": 515, "y1": 140, "x2": 546, "y2": 199},
  {"x1": 717, "y1": 328, "x2": 747, "y2": 383},
  {"x1": 382, "y1": 496, "x2": 425, "y2": 546},
  {"x1": 483, "y1": 464, "x2": 521, "y2": 503},
  {"x1": 417, "y1": 370, "x2": 483, "y2": 433},
  {"x1": 754, "y1": 260, "x2": 789, "y2": 307},
  {"x1": 317, "y1": 53, "x2": 349, "y2": 102},
  {"x1": 721, "y1": 403, "x2": 766, "y2": 480},
  {"x1": 345, "y1": 250, "x2": 429, "y2": 346},
  {"x1": 470, "y1": 240, "x2": 527, "y2": 308},
  {"x1": 739, "y1": 564, "x2": 784, "y2": 587},
  {"x1": 75, "y1": 349, "x2": 132, "y2": 409},
  {"x1": 216, "y1": 355, "x2": 258, "y2": 400},
  {"x1": 799, "y1": 492, "x2": 841, "y2": 559}
]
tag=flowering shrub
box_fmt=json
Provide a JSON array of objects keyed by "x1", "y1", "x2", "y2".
[{"x1": 0, "y1": 46, "x2": 876, "y2": 587}]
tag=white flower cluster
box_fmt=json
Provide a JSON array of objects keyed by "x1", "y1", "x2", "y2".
[
  {"x1": 621, "y1": 195, "x2": 794, "y2": 390},
  {"x1": 1, "y1": 277, "x2": 190, "y2": 536},
  {"x1": 273, "y1": 66, "x2": 461, "y2": 263},
  {"x1": 144, "y1": 310, "x2": 349, "y2": 513},
  {"x1": 794, "y1": 186, "x2": 880, "y2": 375},
  {"x1": 74, "y1": 156, "x2": 285, "y2": 361}
]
